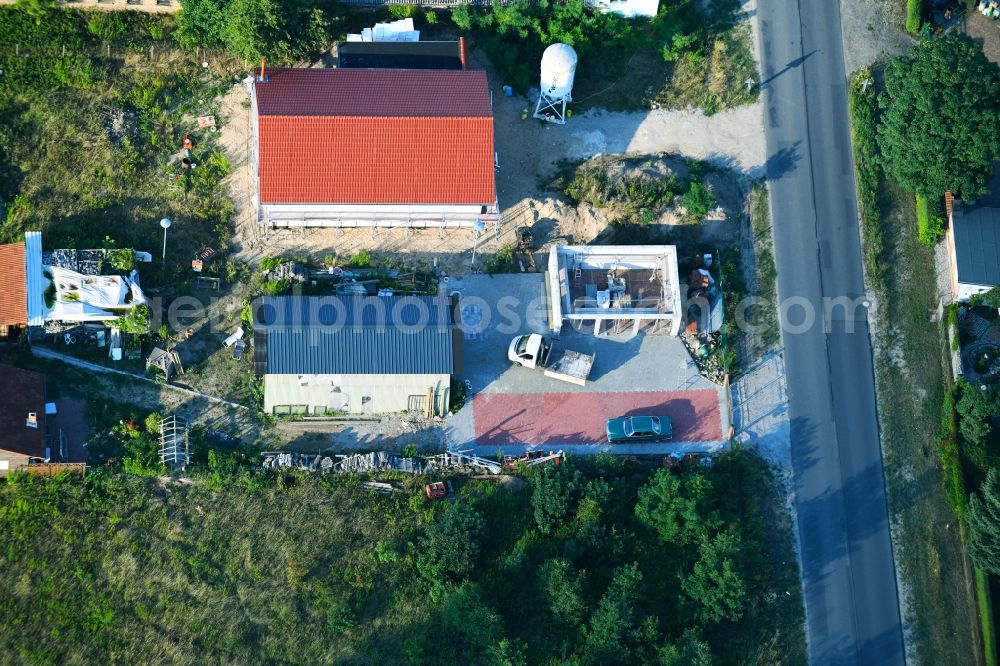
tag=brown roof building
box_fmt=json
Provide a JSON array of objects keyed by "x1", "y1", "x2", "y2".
[{"x1": 0, "y1": 366, "x2": 48, "y2": 475}]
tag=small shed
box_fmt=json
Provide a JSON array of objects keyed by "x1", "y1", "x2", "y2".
[{"x1": 146, "y1": 347, "x2": 183, "y2": 382}]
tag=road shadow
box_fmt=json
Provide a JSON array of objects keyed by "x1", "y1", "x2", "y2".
[{"x1": 761, "y1": 50, "x2": 821, "y2": 88}]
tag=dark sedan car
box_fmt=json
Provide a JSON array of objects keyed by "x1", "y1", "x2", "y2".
[{"x1": 606, "y1": 415, "x2": 673, "y2": 443}]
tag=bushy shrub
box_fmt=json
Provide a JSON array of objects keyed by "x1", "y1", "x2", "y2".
[
  {"x1": 349, "y1": 250, "x2": 371, "y2": 268},
  {"x1": 174, "y1": 0, "x2": 339, "y2": 63},
  {"x1": 108, "y1": 248, "x2": 135, "y2": 272},
  {"x1": 259, "y1": 256, "x2": 283, "y2": 273},
  {"x1": 684, "y1": 182, "x2": 716, "y2": 220},
  {"x1": 111, "y1": 304, "x2": 152, "y2": 335},
  {"x1": 87, "y1": 12, "x2": 128, "y2": 41}
]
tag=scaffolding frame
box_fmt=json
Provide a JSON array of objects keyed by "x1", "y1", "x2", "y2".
[{"x1": 159, "y1": 415, "x2": 190, "y2": 471}]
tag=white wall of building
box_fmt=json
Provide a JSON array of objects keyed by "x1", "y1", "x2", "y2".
[
  {"x1": 260, "y1": 203, "x2": 495, "y2": 228},
  {"x1": 264, "y1": 373, "x2": 450, "y2": 415},
  {"x1": 957, "y1": 282, "x2": 995, "y2": 302}
]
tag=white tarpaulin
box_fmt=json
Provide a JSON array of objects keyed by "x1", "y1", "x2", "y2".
[{"x1": 346, "y1": 19, "x2": 419, "y2": 43}]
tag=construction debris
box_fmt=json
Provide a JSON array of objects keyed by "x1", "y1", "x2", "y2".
[
  {"x1": 501, "y1": 449, "x2": 564, "y2": 470},
  {"x1": 362, "y1": 480, "x2": 401, "y2": 495},
  {"x1": 266, "y1": 261, "x2": 308, "y2": 283},
  {"x1": 261, "y1": 449, "x2": 504, "y2": 476}
]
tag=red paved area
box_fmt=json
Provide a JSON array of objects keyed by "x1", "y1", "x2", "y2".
[{"x1": 473, "y1": 390, "x2": 722, "y2": 446}]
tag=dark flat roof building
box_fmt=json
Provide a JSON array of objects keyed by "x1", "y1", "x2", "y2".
[{"x1": 336, "y1": 39, "x2": 468, "y2": 70}]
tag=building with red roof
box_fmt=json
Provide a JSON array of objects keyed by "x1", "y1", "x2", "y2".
[
  {"x1": 0, "y1": 241, "x2": 27, "y2": 340},
  {"x1": 249, "y1": 67, "x2": 498, "y2": 230}
]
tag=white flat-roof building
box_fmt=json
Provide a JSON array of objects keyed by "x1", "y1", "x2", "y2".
[
  {"x1": 24, "y1": 232, "x2": 147, "y2": 326},
  {"x1": 547, "y1": 244, "x2": 683, "y2": 336}
]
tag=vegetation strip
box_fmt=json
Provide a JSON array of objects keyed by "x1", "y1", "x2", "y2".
[
  {"x1": 0, "y1": 450, "x2": 803, "y2": 664},
  {"x1": 848, "y1": 66, "x2": 982, "y2": 662}
]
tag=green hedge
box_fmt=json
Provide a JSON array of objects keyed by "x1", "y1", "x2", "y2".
[
  {"x1": 906, "y1": 0, "x2": 923, "y2": 34},
  {"x1": 848, "y1": 68, "x2": 885, "y2": 294},
  {"x1": 949, "y1": 302, "x2": 961, "y2": 352},
  {"x1": 917, "y1": 193, "x2": 946, "y2": 246},
  {"x1": 940, "y1": 385, "x2": 969, "y2": 519}
]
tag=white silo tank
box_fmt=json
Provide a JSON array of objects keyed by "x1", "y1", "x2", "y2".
[{"x1": 540, "y1": 43, "x2": 577, "y2": 99}]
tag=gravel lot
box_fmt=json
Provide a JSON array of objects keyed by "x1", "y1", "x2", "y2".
[{"x1": 839, "y1": 0, "x2": 912, "y2": 74}]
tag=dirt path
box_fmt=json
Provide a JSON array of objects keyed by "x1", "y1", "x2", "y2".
[
  {"x1": 32, "y1": 346, "x2": 262, "y2": 442},
  {"x1": 216, "y1": 80, "x2": 259, "y2": 257}
]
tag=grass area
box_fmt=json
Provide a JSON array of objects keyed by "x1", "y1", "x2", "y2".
[
  {"x1": 0, "y1": 6, "x2": 244, "y2": 289},
  {"x1": 979, "y1": 568, "x2": 999, "y2": 666},
  {"x1": 906, "y1": 0, "x2": 923, "y2": 33},
  {"x1": 848, "y1": 68, "x2": 886, "y2": 295},
  {"x1": 877, "y1": 176, "x2": 980, "y2": 665},
  {"x1": 653, "y1": 24, "x2": 758, "y2": 115},
  {"x1": 748, "y1": 182, "x2": 779, "y2": 351},
  {"x1": 916, "y1": 193, "x2": 946, "y2": 246},
  {"x1": 0, "y1": 448, "x2": 804, "y2": 664},
  {"x1": 848, "y1": 68, "x2": 982, "y2": 663}
]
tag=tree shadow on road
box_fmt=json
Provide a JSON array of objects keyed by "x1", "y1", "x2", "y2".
[{"x1": 766, "y1": 141, "x2": 804, "y2": 180}]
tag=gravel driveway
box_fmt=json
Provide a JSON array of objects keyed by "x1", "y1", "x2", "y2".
[{"x1": 495, "y1": 92, "x2": 767, "y2": 208}]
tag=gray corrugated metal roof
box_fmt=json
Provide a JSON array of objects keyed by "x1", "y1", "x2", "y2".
[
  {"x1": 257, "y1": 295, "x2": 454, "y2": 375},
  {"x1": 954, "y1": 207, "x2": 1000, "y2": 287},
  {"x1": 254, "y1": 295, "x2": 452, "y2": 328},
  {"x1": 265, "y1": 327, "x2": 453, "y2": 375}
]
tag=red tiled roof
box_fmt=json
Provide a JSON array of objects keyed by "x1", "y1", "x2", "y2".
[
  {"x1": 0, "y1": 242, "x2": 27, "y2": 326},
  {"x1": 255, "y1": 69, "x2": 496, "y2": 206},
  {"x1": 0, "y1": 366, "x2": 46, "y2": 458}
]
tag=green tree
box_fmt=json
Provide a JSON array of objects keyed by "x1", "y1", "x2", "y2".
[
  {"x1": 222, "y1": 0, "x2": 286, "y2": 62},
  {"x1": 417, "y1": 503, "x2": 485, "y2": 583},
  {"x1": 176, "y1": 0, "x2": 333, "y2": 63},
  {"x1": 174, "y1": 0, "x2": 230, "y2": 49},
  {"x1": 538, "y1": 557, "x2": 588, "y2": 627},
  {"x1": 968, "y1": 468, "x2": 1000, "y2": 575},
  {"x1": 876, "y1": 34, "x2": 1000, "y2": 199},
  {"x1": 110, "y1": 304, "x2": 151, "y2": 335},
  {"x1": 531, "y1": 463, "x2": 584, "y2": 534},
  {"x1": 635, "y1": 469, "x2": 717, "y2": 544},
  {"x1": 657, "y1": 629, "x2": 713, "y2": 666},
  {"x1": 440, "y1": 583, "x2": 501, "y2": 657},
  {"x1": 681, "y1": 528, "x2": 746, "y2": 624},
  {"x1": 584, "y1": 562, "x2": 644, "y2": 661},
  {"x1": 451, "y1": 3, "x2": 473, "y2": 30},
  {"x1": 488, "y1": 638, "x2": 528, "y2": 666},
  {"x1": 955, "y1": 380, "x2": 1000, "y2": 477}
]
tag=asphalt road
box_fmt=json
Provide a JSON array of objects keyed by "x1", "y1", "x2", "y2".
[{"x1": 755, "y1": 1, "x2": 907, "y2": 663}]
